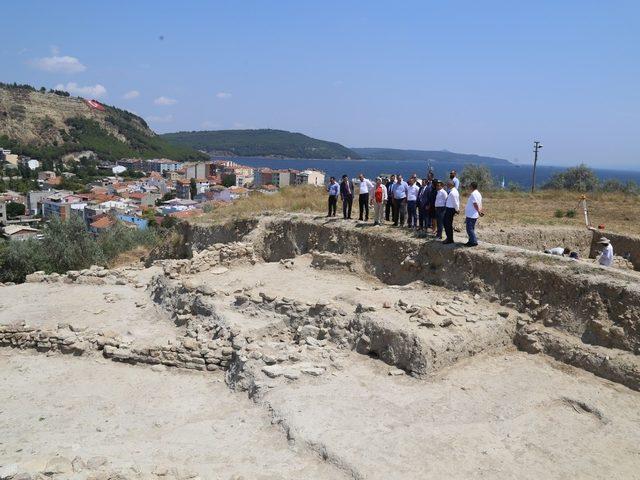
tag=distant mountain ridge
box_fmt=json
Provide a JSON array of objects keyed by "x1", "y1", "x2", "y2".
[
  {"x1": 0, "y1": 82, "x2": 207, "y2": 162},
  {"x1": 353, "y1": 147, "x2": 513, "y2": 166},
  {"x1": 161, "y1": 129, "x2": 361, "y2": 160}
]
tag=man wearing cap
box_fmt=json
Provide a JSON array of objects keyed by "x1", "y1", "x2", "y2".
[
  {"x1": 443, "y1": 180, "x2": 459, "y2": 244},
  {"x1": 597, "y1": 237, "x2": 614, "y2": 267}
]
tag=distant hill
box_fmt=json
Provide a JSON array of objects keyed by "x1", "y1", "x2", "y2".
[
  {"x1": 161, "y1": 129, "x2": 361, "y2": 160},
  {"x1": 0, "y1": 82, "x2": 207, "y2": 162},
  {"x1": 353, "y1": 148, "x2": 513, "y2": 166}
]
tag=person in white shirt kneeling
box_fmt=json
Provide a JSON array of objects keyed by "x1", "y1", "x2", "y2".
[
  {"x1": 464, "y1": 182, "x2": 483, "y2": 247},
  {"x1": 597, "y1": 237, "x2": 614, "y2": 267}
]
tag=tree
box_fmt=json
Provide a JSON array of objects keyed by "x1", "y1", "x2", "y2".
[
  {"x1": 460, "y1": 164, "x2": 494, "y2": 190},
  {"x1": 6, "y1": 202, "x2": 26, "y2": 218},
  {"x1": 543, "y1": 164, "x2": 599, "y2": 191},
  {"x1": 189, "y1": 178, "x2": 197, "y2": 199},
  {"x1": 222, "y1": 174, "x2": 236, "y2": 188},
  {"x1": 41, "y1": 216, "x2": 105, "y2": 272}
]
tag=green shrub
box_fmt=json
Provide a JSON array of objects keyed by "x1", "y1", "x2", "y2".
[
  {"x1": 565, "y1": 209, "x2": 576, "y2": 218},
  {"x1": 0, "y1": 216, "x2": 159, "y2": 283},
  {"x1": 554, "y1": 209, "x2": 564, "y2": 218},
  {"x1": 543, "y1": 164, "x2": 599, "y2": 192},
  {"x1": 460, "y1": 164, "x2": 494, "y2": 190}
]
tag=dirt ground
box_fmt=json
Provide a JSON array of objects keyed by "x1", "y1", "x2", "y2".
[
  {"x1": 0, "y1": 351, "x2": 343, "y2": 480},
  {"x1": 1, "y1": 215, "x2": 639, "y2": 480}
]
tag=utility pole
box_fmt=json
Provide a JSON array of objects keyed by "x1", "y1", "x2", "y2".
[{"x1": 531, "y1": 140, "x2": 543, "y2": 193}]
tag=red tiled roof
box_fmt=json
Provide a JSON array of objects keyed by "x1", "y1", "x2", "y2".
[
  {"x1": 90, "y1": 216, "x2": 115, "y2": 229},
  {"x1": 168, "y1": 209, "x2": 204, "y2": 218}
]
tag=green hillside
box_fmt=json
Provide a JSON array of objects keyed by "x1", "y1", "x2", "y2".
[
  {"x1": 353, "y1": 148, "x2": 513, "y2": 166},
  {"x1": 161, "y1": 129, "x2": 361, "y2": 159},
  {"x1": 0, "y1": 82, "x2": 207, "y2": 162}
]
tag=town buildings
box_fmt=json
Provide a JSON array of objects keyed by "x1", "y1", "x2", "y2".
[{"x1": 2, "y1": 147, "x2": 325, "y2": 236}]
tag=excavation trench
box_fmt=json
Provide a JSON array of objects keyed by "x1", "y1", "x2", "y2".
[{"x1": 157, "y1": 214, "x2": 640, "y2": 390}]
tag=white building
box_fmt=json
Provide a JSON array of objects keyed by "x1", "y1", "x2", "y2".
[{"x1": 297, "y1": 170, "x2": 325, "y2": 186}]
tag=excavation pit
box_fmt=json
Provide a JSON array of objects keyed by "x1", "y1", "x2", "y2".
[{"x1": 1, "y1": 214, "x2": 639, "y2": 479}]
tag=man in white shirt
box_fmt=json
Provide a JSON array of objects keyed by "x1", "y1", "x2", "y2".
[
  {"x1": 434, "y1": 180, "x2": 448, "y2": 239},
  {"x1": 597, "y1": 237, "x2": 614, "y2": 267},
  {"x1": 406, "y1": 177, "x2": 420, "y2": 228},
  {"x1": 357, "y1": 173, "x2": 375, "y2": 222},
  {"x1": 443, "y1": 180, "x2": 459, "y2": 244},
  {"x1": 464, "y1": 182, "x2": 483, "y2": 247},
  {"x1": 544, "y1": 246, "x2": 570, "y2": 256}
]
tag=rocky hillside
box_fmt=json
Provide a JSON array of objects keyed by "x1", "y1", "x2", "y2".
[
  {"x1": 0, "y1": 83, "x2": 206, "y2": 162},
  {"x1": 161, "y1": 129, "x2": 361, "y2": 159}
]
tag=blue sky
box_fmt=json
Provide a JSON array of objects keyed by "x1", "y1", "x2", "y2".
[{"x1": 2, "y1": 0, "x2": 639, "y2": 169}]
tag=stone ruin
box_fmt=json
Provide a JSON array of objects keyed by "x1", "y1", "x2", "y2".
[{"x1": 0, "y1": 213, "x2": 639, "y2": 480}]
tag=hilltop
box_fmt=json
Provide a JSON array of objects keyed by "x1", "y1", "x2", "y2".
[
  {"x1": 161, "y1": 129, "x2": 361, "y2": 159},
  {"x1": 0, "y1": 83, "x2": 207, "y2": 162},
  {"x1": 353, "y1": 147, "x2": 513, "y2": 166}
]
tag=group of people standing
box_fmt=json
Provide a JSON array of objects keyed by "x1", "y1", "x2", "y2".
[{"x1": 327, "y1": 170, "x2": 484, "y2": 247}]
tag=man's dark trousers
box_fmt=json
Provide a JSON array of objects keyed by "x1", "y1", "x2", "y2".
[
  {"x1": 328, "y1": 195, "x2": 337, "y2": 216},
  {"x1": 358, "y1": 193, "x2": 369, "y2": 220},
  {"x1": 391, "y1": 197, "x2": 400, "y2": 225},
  {"x1": 444, "y1": 207, "x2": 456, "y2": 242},
  {"x1": 342, "y1": 195, "x2": 353, "y2": 219},
  {"x1": 435, "y1": 206, "x2": 446, "y2": 238}
]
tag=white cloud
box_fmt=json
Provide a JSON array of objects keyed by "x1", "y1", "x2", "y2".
[
  {"x1": 147, "y1": 114, "x2": 173, "y2": 123},
  {"x1": 30, "y1": 55, "x2": 86, "y2": 74},
  {"x1": 50, "y1": 45, "x2": 60, "y2": 55},
  {"x1": 54, "y1": 82, "x2": 107, "y2": 98},
  {"x1": 153, "y1": 96, "x2": 177, "y2": 106},
  {"x1": 216, "y1": 92, "x2": 232, "y2": 99},
  {"x1": 123, "y1": 90, "x2": 140, "y2": 99},
  {"x1": 202, "y1": 120, "x2": 220, "y2": 129}
]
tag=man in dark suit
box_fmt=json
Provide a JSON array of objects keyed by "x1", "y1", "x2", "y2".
[
  {"x1": 340, "y1": 174, "x2": 354, "y2": 219},
  {"x1": 385, "y1": 174, "x2": 396, "y2": 221},
  {"x1": 417, "y1": 178, "x2": 431, "y2": 231}
]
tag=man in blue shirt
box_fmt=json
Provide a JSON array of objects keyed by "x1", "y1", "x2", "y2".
[
  {"x1": 448, "y1": 170, "x2": 460, "y2": 192},
  {"x1": 326, "y1": 176, "x2": 339, "y2": 217},
  {"x1": 392, "y1": 175, "x2": 409, "y2": 227}
]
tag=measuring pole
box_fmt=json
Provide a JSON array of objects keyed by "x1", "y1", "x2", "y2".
[
  {"x1": 581, "y1": 195, "x2": 590, "y2": 227},
  {"x1": 531, "y1": 141, "x2": 542, "y2": 193}
]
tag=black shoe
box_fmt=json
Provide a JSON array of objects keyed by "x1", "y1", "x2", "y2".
[
  {"x1": 442, "y1": 239, "x2": 453, "y2": 244},
  {"x1": 464, "y1": 242, "x2": 478, "y2": 247},
  {"x1": 392, "y1": 223, "x2": 398, "y2": 227}
]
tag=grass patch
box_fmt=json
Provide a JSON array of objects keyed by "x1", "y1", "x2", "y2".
[{"x1": 192, "y1": 186, "x2": 640, "y2": 237}]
